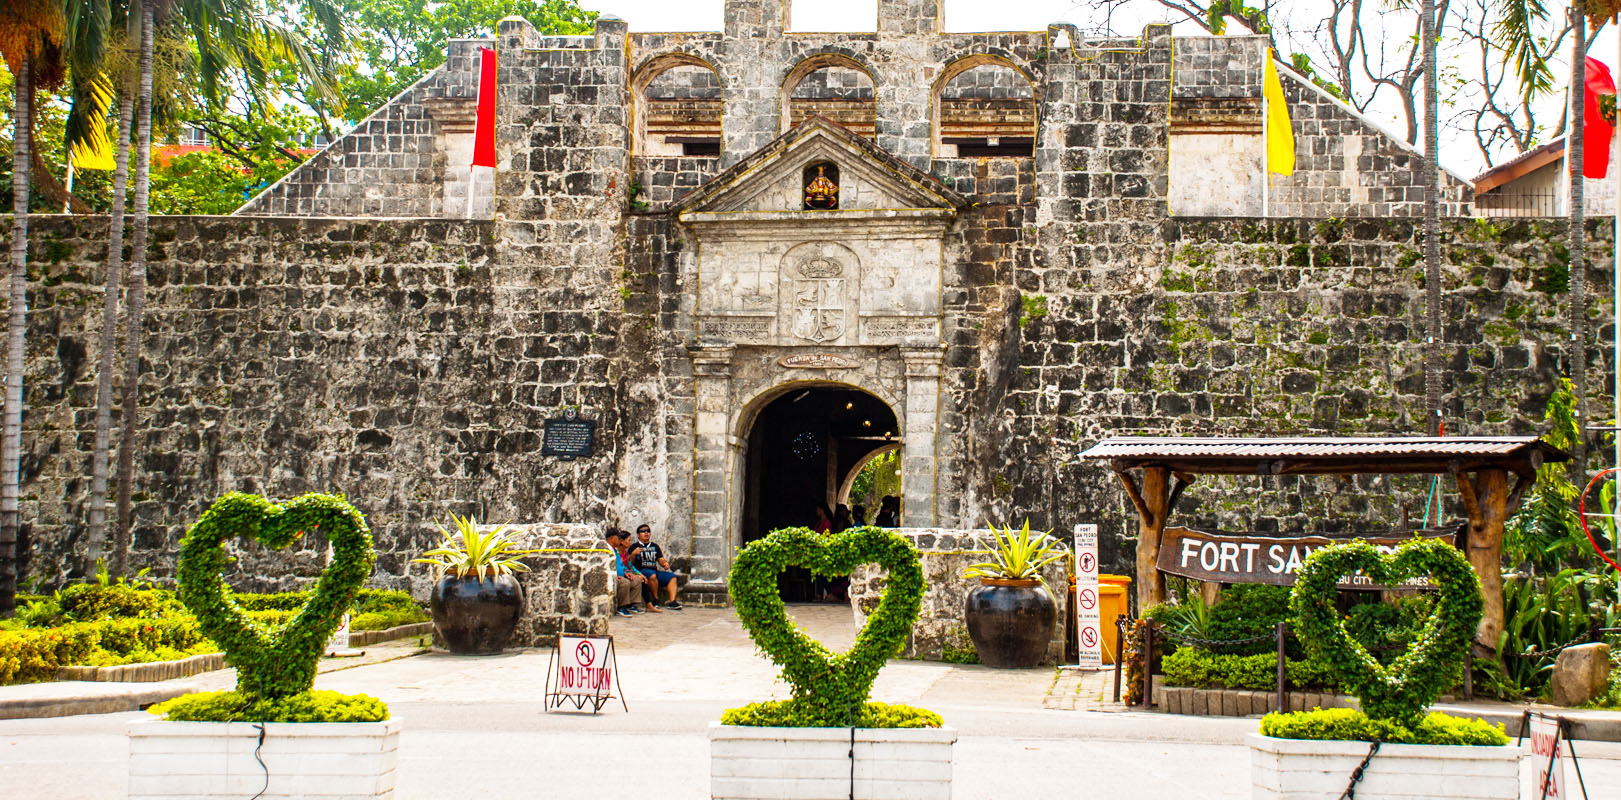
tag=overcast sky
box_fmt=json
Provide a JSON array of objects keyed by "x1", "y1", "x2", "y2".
[{"x1": 578, "y1": 1, "x2": 1621, "y2": 178}]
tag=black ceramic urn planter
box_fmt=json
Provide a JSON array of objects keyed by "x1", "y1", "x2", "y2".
[
  {"x1": 963, "y1": 578, "x2": 1056, "y2": 668},
  {"x1": 430, "y1": 574, "x2": 523, "y2": 655}
]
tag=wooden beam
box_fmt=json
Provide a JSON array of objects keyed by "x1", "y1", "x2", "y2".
[
  {"x1": 1130, "y1": 466, "x2": 1173, "y2": 609},
  {"x1": 1454, "y1": 469, "x2": 1509, "y2": 656}
]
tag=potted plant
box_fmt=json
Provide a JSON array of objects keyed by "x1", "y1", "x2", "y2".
[
  {"x1": 414, "y1": 515, "x2": 535, "y2": 655},
  {"x1": 962, "y1": 520, "x2": 1067, "y2": 668},
  {"x1": 130, "y1": 492, "x2": 398, "y2": 800},
  {"x1": 712, "y1": 526, "x2": 956, "y2": 800},
  {"x1": 1249, "y1": 539, "x2": 1517, "y2": 800}
]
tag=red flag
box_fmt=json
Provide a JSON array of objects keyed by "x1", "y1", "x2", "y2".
[
  {"x1": 472, "y1": 47, "x2": 498, "y2": 168},
  {"x1": 1583, "y1": 56, "x2": 1615, "y2": 179}
]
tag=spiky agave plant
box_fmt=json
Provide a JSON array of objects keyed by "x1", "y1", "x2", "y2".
[
  {"x1": 963, "y1": 520, "x2": 1068, "y2": 593},
  {"x1": 413, "y1": 515, "x2": 538, "y2": 582}
]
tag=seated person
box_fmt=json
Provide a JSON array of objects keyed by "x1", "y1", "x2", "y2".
[
  {"x1": 629, "y1": 524, "x2": 683, "y2": 610},
  {"x1": 606, "y1": 529, "x2": 654, "y2": 616}
]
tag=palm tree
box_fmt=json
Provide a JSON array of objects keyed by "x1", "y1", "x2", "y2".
[
  {"x1": 109, "y1": 0, "x2": 158, "y2": 578},
  {"x1": 1423, "y1": 0, "x2": 1441, "y2": 438},
  {"x1": 101, "y1": 0, "x2": 345, "y2": 576},
  {"x1": 1568, "y1": 6, "x2": 1588, "y2": 484},
  {"x1": 0, "y1": 0, "x2": 74, "y2": 614}
]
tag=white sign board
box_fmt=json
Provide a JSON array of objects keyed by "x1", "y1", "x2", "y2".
[
  {"x1": 326, "y1": 612, "x2": 351, "y2": 652},
  {"x1": 557, "y1": 635, "x2": 615, "y2": 697},
  {"x1": 1528, "y1": 712, "x2": 1564, "y2": 799},
  {"x1": 1074, "y1": 523, "x2": 1101, "y2": 669}
]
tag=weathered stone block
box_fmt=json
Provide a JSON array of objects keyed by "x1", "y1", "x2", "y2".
[{"x1": 1551, "y1": 643, "x2": 1613, "y2": 707}]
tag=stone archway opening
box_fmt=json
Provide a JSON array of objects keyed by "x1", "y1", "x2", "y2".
[{"x1": 739, "y1": 383, "x2": 898, "y2": 599}]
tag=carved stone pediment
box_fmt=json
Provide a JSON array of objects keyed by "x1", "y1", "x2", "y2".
[
  {"x1": 678, "y1": 119, "x2": 958, "y2": 350},
  {"x1": 673, "y1": 117, "x2": 967, "y2": 216}
]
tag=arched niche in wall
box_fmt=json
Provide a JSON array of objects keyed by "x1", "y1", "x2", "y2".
[
  {"x1": 781, "y1": 53, "x2": 877, "y2": 141},
  {"x1": 932, "y1": 56, "x2": 1036, "y2": 158},
  {"x1": 633, "y1": 54, "x2": 723, "y2": 157}
]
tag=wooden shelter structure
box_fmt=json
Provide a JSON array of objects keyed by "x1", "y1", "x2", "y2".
[{"x1": 1077, "y1": 436, "x2": 1569, "y2": 654}]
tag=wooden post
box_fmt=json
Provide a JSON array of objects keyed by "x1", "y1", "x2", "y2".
[
  {"x1": 1455, "y1": 468, "x2": 1509, "y2": 655},
  {"x1": 1119, "y1": 465, "x2": 1173, "y2": 608}
]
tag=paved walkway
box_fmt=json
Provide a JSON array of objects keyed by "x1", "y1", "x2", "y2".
[{"x1": 1, "y1": 605, "x2": 1618, "y2": 799}]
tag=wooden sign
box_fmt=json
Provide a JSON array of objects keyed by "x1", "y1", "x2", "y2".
[{"x1": 1156, "y1": 527, "x2": 1457, "y2": 587}]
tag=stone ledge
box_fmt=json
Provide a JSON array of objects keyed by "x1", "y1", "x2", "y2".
[
  {"x1": 1151, "y1": 682, "x2": 1357, "y2": 716},
  {"x1": 50, "y1": 622, "x2": 433, "y2": 684},
  {"x1": 56, "y1": 653, "x2": 226, "y2": 684},
  {"x1": 348, "y1": 621, "x2": 434, "y2": 647}
]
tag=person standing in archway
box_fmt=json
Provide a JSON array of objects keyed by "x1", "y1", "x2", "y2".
[{"x1": 875, "y1": 495, "x2": 900, "y2": 528}]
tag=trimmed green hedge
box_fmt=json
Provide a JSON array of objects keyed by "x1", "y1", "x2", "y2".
[
  {"x1": 1291, "y1": 539, "x2": 1482, "y2": 724},
  {"x1": 727, "y1": 527, "x2": 927, "y2": 727},
  {"x1": 0, "y1": 617, "x2": 211, "y2": 684},
  {"x1": 721, "y1": 700, "x2": 941, "y2": 728},
  {"x1": 1260, "y1": 708, "x2": 1509, "y2": 746},
  {"x1": 1162, "y1": 647, "x2": 1343, "y2": 692},
  {"x1": 177, "y1": 492, "x2": 376, "y2": 700},
  {"x1": 150, "y1": 689, "x2": 389, "y2": 722}
]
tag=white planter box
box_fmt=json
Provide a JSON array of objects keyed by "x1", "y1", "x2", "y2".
[
  {"x1": 1247, "y1": 733, "x2": 1520, "y2": 800},
  {"x1": 128, "y1": 718, "x2": 400, "y2": 799},
  {"x1": 709, "y1": 721, "x2": 956, "y2": 800}
]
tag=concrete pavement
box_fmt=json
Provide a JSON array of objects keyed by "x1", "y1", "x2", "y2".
[{"x1": 1, "y1": 605, "x2": 1618, "y2": 799}]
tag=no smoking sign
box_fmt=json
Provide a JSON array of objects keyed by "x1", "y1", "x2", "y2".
[{"x1": 1078, "y1": 588, "x2": 1097, "y2": 610}]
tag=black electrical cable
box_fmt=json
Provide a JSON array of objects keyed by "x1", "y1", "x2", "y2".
[{"x1": 249, "y1": 723, "x2": 269, "y2": 800}]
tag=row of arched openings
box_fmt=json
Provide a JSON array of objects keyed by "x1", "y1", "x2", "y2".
[{"x1": 632, "y1": 53, "x2": 1036, "y2": 159}]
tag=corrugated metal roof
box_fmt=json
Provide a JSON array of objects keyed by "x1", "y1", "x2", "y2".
[
  {"x1": 1076, "y1": 436, "x2": 1566, "y2": 476},
  {"x1": 1077, "y1": 436, "x2": 1548, "y2": 459}
]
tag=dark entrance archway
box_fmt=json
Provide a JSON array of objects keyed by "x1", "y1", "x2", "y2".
[{"x1": 741, "y1": 384, "x2": 899, "y2": 601}]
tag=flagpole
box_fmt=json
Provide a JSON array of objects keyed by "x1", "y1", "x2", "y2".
[
  {"x1": 1261, "y1": 72, "x2": 1270, "y2": 219},
  {"x1": 467, "y1": 166, "x2": 475, "y2": 220},
  {"x1": 63, "y1": 153, "x2": 74, "y2": 214}
]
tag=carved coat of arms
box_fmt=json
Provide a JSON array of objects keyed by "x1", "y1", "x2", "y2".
[{"x1": 791, "y1": 256, "x2": 847, "y2": 343}]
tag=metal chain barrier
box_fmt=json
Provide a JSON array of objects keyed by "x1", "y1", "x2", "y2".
[
  {"x1": 1337, "y1": 740, "x2": 1380, "y2": 800},
  {"x1": 1156, "y1": 627, "x2": 1277, "y2": 649}
]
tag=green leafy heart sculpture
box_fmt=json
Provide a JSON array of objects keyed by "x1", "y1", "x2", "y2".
[
  {"x1": 1289, "y1": 538, "x2": 1483, "y2": 724},
  {"x1": 177, "y1": 492, "x2": 375, "y2": 699},
  {"x1": 728, "y1": 526, "x2": 925, "y2": 726}
]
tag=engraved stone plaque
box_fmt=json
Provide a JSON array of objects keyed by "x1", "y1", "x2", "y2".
[{"x1": 777, "y1": 353, "x2": 860, "y2": 369}]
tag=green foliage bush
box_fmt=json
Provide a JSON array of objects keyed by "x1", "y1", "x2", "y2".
[
  {"x1": 57, "y1": 583, "x2": 183, "y2": 622},
  {"x1": 1207, "y1": 584, "x2": 1295, "y2": 656},
  {"x1": 721, "y1": 700, "x2": 941, "y2": 728},
  {"x1": 1291, "y1": 539, "x2": 1482, "y2": 724},
  {"x1": 177, "y1": 493, "x2": 376, "y2": 701},
  {"x1": 1260, "y1": 708, "x2": 1509, "y2": 746},
  {"x1": 0, "y1": 618, "x2": 210, "y2": 684},
  {"x1": 1161, "y1": 647, "x2": 1344, "y2": 692},
  {"x1": 726, "y1": 527, "x2": 927, "y2": 727},
  {"x1": 150, "y1": 689, "x2": 389, "y2": 723}
]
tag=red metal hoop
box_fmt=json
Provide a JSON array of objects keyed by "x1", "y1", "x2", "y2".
[{"x1": 1577, "y1": 468, "x2": 1621, "y2": 573}]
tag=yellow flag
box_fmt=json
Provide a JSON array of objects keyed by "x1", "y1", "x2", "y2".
[
  {"x1": 70, "y1": 80, "x2": 116, "y2": 171},
  {"x1": 1263, "y1": 49, "x2": 1295, "y2": 177}
]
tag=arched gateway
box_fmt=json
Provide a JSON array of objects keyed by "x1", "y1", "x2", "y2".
[{"x1": 674, "y1": 119, "x2": 968, "y2": 594}]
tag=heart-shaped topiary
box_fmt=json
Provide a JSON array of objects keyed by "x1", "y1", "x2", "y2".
[
  {"x1": 728, "y1": 526, "x2": 924, "y2": 726},
  {"x1": 177, "y1": 492, "x2": 375, "y2": 699},
  {"x1": 1289, "y1": 538, "x2": 1483, "y2": 724}
]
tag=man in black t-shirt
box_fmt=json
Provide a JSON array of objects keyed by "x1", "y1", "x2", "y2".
[{"x1": 629, "y1": 524, "x2": 683, "y2": 610}]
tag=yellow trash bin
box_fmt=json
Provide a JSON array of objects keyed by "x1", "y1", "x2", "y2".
[{"x1": 1097, "y1": 574, "x2": 1132, "y2": 664}]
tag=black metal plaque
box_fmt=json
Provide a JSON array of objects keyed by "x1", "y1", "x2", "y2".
[{"x1": 542, "y1": 417, "x2": 596, "y2": 460}]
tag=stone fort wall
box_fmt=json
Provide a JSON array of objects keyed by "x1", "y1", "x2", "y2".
[
  {"x1": 0, "y1": 0, "x2": 1608, "y2": 593},
  {"x1": 2, "y1": 212, "x2": 1610, "y2": 588}
]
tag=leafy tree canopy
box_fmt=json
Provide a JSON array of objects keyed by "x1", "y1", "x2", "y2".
[{"x1": 341, "y1": 0, "x2": 595, "y2": 119}]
